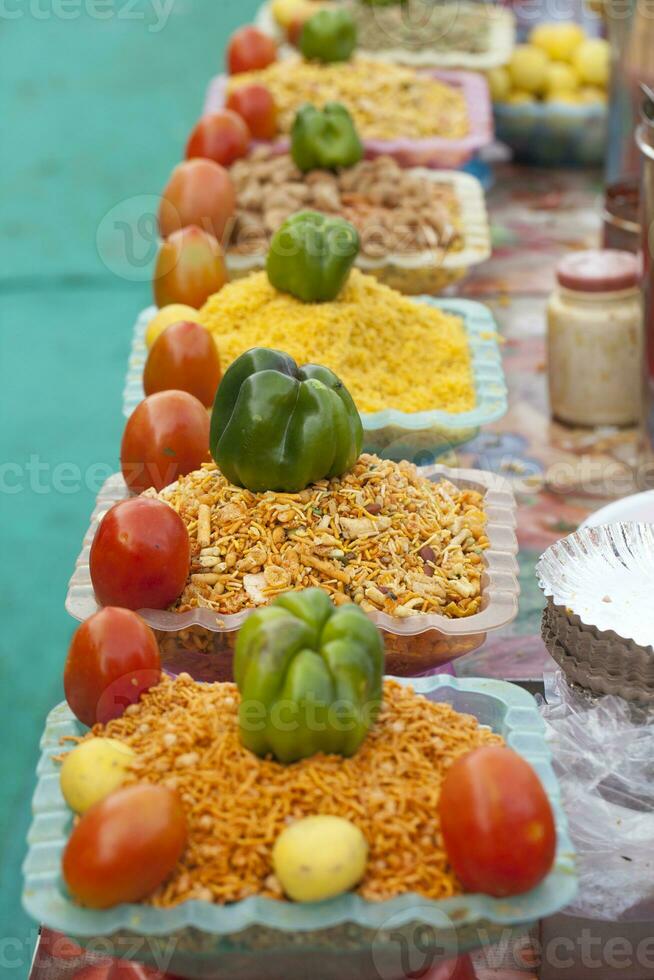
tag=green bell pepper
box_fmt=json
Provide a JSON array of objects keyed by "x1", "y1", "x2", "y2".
[
  {"x1": 235, "y1": 588, "x2": 384, "y2": 763},
  {"x1": 291, "y1": 103, "x2": 363, "y2": 173},
  {"x1": 299, "y1": 8, "x2": 357, "y2": 64},
  {"x1": 210, "y1": 347, "x2": 363, "y2": 493},
  {"x1": 266, "y1": 210, "x2": 360, "y2": 303}
]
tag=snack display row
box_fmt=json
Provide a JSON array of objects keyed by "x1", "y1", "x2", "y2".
[{"x1": 23, "y1": 10, "x2": 579, "y2": 980}]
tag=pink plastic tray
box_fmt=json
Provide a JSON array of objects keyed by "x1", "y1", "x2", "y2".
[{"x1": 204, "y1": 69, "x2": 493, "y2": 169}]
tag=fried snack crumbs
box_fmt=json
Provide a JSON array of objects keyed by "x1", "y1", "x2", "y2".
[
  {"x1": 226, "y1": 57, "x2": 469, "y2": 141},
  {"x1": 229, "y1": 152, "x2": 463, "y2": 260},
  {"x1": 156, "y1": 454, "x2": 488, "y2": 619},
  {"x1": 86, "y1": 676, "x2": 502, "y2": 905},
  {"x1": 198, "y1": 270, "x2": 475, "y2": 415}
]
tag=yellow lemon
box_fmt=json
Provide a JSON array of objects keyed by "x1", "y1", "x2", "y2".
[
  {"x1": 271, "y1": 0, "x2": 314, "y2": 28},
  {"x1": 487, "y1": 66, "x2": 512, "y2": 102},
  {"x1": 506, "y1": 90, "x2": 537, "y2": 104},
  {"x1": 145, "y1": 303, "x2": 198, "y2": 348},
  {"x1": 545, "y1": 91, "x2": 582, "y2": 105},
  {"x1": 530, "y1": 22, "x2": 585, "y2": 62},
  {"x1": 273, "y1": 816, "x2": 368, "y2": 902},
  {"x1": 573, "y1": 38, "x2": 610, "y2": 87},
  {"x1": 60, "y1": 738, "x2": 135, "y2": 814},
  {"x1": 578, "y1": 85, "x2": 607, "y2": 104},
  {"x1": 508, "y1": 45, "x2": 550, "y2": 95},
  {"x1": 545, "y1": 61, "x2": 579, "y2": 96}
]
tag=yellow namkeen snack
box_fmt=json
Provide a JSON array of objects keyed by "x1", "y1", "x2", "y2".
[
  {"x1": 76, "y1": 676, "x2": 502, "y2": 906},
  {"x1": 198, "y1": 270, "x2": 475, "y2": 415},
  {"x1": 226, "y1": 57, "x2": 469, "y2": 141}
]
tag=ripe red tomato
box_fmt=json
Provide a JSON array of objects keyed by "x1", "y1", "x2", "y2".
[
  {"x1": 64, "y1": 608, "x2": 161, "y2": 728},
  {"x1": 63, "y1": 784, "x2": 187, "y2": 909},
  {"x1": 90, "y1": 497, "x2": 190, "y2": 610},
  {"x1": 108, "y1": 962, "x2": 180, "y2": 978},
  {"x1": 121, "y1": 390, "x2": 210, "y2": 493},
  {"x1": 439, "y1": 746, "x2": 556, "y2": 897},
  {"x1": 185, "y1": 111, "x2": 250, "y2": 167},
  {"x1": 153, "y1": 226, "x2": 228, "y2": 309},
  {"x1": 72, "y1": 968, "x2": 112, "y2": 980},
  {"x1": 143, "y1": 322, "x2": 221, "y2": 407},
  {"x1": 227, "y1": 26, "x2": 277, "y2": 74},
  {"x1": 159, "y1": 159, "x2": 236, "y2": 242},
  {"x1": 40, "y1": 928, "x2": 85, "y2": 960},
  {"x1": 226, "y1": 85, "x2": 277, "y2": 140}
]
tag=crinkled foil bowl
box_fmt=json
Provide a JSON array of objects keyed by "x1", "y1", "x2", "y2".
[{"x1": 537, "y1": 523, "x2": 654, "y2": 702}]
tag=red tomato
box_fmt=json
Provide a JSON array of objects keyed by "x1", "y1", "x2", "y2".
[
  {"x1": 185, "y1": 111, "x2": 250, "y2": 167},
  {"x1": 63, "y1": 784, "x2": 187, "y2": 909},
  {"x1": 153, "y1": 226, "x2": 228, "y2": 309},
  {"x1": 143, "y1": 322, "x2": 221, "y2": 407},
  {"x1": 287, "y1": 16, "x2": 308, "y2": 47},
  {"x1": 89, "y1": 497, "x2": 190, "y2": 610},
  {"x1": 64, "y1": 608, "x2": 161, "y2": 727},
  {"x1": 439, "y1": 746, "x2": 556, "y2": 897},
  {"x1": 72, "y1": 968, "x2": 112, "y2": 980},
  {"x1": 108, "y1": 962, "x2": 179, "y2": 979},
  {"x1": 40, "y1": 928, "x2": 85, "y2": 960},
  {"x1": 427, "y1": 954, "x2": 476, "y2": 980},
  {"x1": 226, "y1": 85, "x2": 277, "y2": 140},
  {"x1": 120, "y1": 390, "x2": 210, "y2": 493},
  {"x1": 227, "y1": 26, "x2": 277, "y2": 74},
  {"x1": 159, "y1": 159, "x2": 236, "y2": 242},
  {"x1": 152, "y1": 225, "x2": 228, "y2": 309}
]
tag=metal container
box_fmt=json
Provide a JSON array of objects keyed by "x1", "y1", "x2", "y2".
[{"x1": 637, "y1": 92, "x2": 654, "y2": 460}]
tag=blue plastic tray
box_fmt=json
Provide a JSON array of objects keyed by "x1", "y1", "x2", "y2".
[
  {"x1": 123, "y1": 298, "x2": 508, "y2": 461},
  {"x1": 23, "y1": 676, "x2": 575, "y2": 980},
  {"x1": 494, "y1": 100, "x2": 607, "y2": 168}
]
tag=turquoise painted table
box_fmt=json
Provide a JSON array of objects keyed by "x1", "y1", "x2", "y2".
[{"x1": 0, "y1": 0, "x2": 261, "y2": 970}]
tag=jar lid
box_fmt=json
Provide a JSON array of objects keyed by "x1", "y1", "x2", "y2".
[{"x1": 556, "y1": 249, "x2": 640, "y2": 293}]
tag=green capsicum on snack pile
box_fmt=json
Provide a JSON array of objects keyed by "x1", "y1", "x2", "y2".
[
  {"x1": 234, "y1": 588, "x2": 384, "y2": 763},
  {"x1": 266, "y1": 210, "x2": 360, "y2": 303},
  {"x1": 210, "y1": 347, "x2": 363, "y2": 493},
  {"x1": 291, "y1": 103, "x2": 363, "y2": 173},
  {"x1": 299, "y1": 8, "x2": 358, "y2": 63}
]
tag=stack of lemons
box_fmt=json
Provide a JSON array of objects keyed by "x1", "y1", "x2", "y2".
[{"x1": 489, "y1": 23, "x2": 609, "y2": 107}]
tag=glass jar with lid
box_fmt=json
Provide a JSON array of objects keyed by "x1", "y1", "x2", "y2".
[{"x1": 547, "y1": 249, "x2": 642, "y2": 427}]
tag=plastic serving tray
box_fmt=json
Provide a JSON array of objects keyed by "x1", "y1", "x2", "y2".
[
  {"x1": 255, "y1": 1, "x2": 516, "y2": 72},
  {"x1": 66, "y1": 464, "x2": 519, "y2": 678},
  {"x1": 226, "y1": 168, "x2": 491, "y2": 296},
  {"x1": 123, "y1": 296, "x2": 508, "y2": 459},
  {"x1": 494, "y1": 101, "x2": 607, "y2": 168},
  {"x1": 204, "y1": 69, "x2": 493, "y2": 169},
  {"x1": 23, "y1": 676, "x2": 576, "y2": 980}
]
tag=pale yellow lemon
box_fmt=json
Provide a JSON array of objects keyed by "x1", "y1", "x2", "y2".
[
  {"x1": 60, "y1": 739, "x2": 135, "y2": 814},
  {"x1": 506, "y1": 90, "x2": 537, "y2": 104},
  {"x1": 578, "y1": 85, "x2": 607, "y2": 104},
  {"x1": 530, "y1": 22, "x2": 585, "y2": 62},
  {"x1": 273, "y1": 816, "x2": 368, "y2": 902},
  {"x1": 145, "y1": 304, "x2": 198, "y2": 348},
  {"x1": 545, "y1": 61, "x2": 578, "y2": 96},
  {"x1": 573, "y1": 38, "x2": 610, "y2": 87},
  {"x1": 508, "y1": 45, "x2": 550, "y2": 95},
  {"x1": 487, "y1": 66, "x2": 512, "y2": 102}
]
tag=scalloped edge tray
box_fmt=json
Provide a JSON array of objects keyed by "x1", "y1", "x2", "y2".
[
  {"x1": 204, "y1": 68, "x2": 493, "y2": 169},
  {"x1": 123, "y1": 296, "x2": 508, "y2": 438},
  {"x1": 65, "y1": 463, "x2": 519, "y2": 640},
  {"x1": 536, "y1": 523, "x2": 654, "y2": 652},
  {"x1": 23, "y1": 676, "x2": 576, "y2": 945},
  {"x1": 227, "y1": 167, "x2": 490, "y2": 274},
  {"x1": 255, "y1": 1, "x2": 516, "y2": 72}
]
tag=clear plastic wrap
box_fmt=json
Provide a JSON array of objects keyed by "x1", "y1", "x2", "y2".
[{"x1": 540, "y1": 668, "x2": 654, "y2": 921}]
